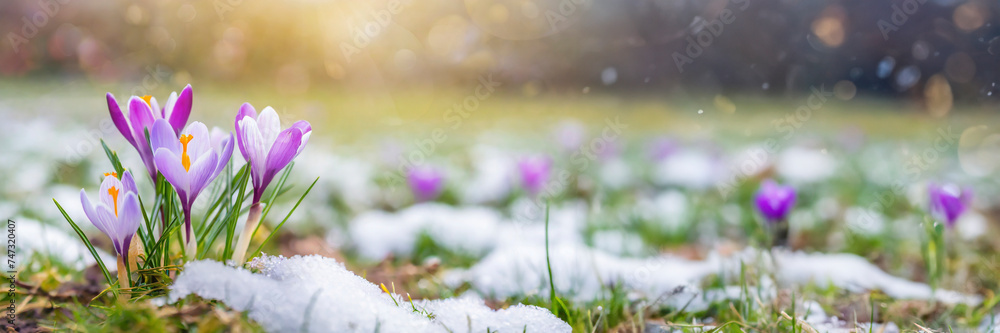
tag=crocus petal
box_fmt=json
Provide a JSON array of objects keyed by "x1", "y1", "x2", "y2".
[
  {"x1": 754, "y1": 180, "x2": 796, "y2": 222},
  {"x1": 409, "y1": 167, "x2": 444, "y2": 202},
  {"x1": 80, "y1": 189, "x2": 111, "y2": 237},
  {"x1": 98, "y1": 175, "x2": 123, "y2": 210},
  {"x1": 154, "y1": 148, "x2": 190, "y2": 193},
  {"x1": 164, "y1": 91, "x2": 177, "y2": 119},
  {"x1": 169, "y1": 85, "x2": 193, "y2": 135},
  {"x1": 106, "y1": 93, "x2": 136, "y2": 148},
  {"x1": 128, "y1": 96, "x2": 156, "y2": 147},
  {"x1": 187, "y1": 151, "x2": 219, "y2": 199},
  {"x1": 149, "y1": 97, "x2": 161, "y2": 118},
  {"x1": 262, "y1": 127, "x2": 303, "y2": 190},
  {"x1": 212, "y1": 133, "x2": 235, "y2": 180},
  {"x1": 95, "y1": 204, "x2": 122, "y2": 255},
  {"x1": 291, "y1": 120, "x2": 311, "y2": 156},
  {"x1": 120, "y1": 171, "x2": 138, "y2": 195},
  {"x1": 257, "y1": 107, "x2": 281, "y2": 150},
  {"x1": 210, "y1": 127, "x2": 227, "y2": 150},
  {"x1": 120, "y1": 234, "x2": 134, "y2": 263},
  {"x1": 234, "y1": 103, "x2": 257, "y2": 162},
  {"x1": 184, "y1": 122, "x2": 211, "y2": 159},
  {"x1": 238, "y1": 117, "x2": 268, "y2": 188},
  {"x1": 120, "y1": 192, "x2": 142, "y2": 239},
  {"x1": 150, "y1": 119, "x2": 181, "y2": 154}
]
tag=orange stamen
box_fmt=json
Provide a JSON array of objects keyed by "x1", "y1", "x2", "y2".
[
  {"x1": 180, "y1": 134, "x2": 193, "y2": 172},
  {"x1": 141, "y1": 95, "x2": 153, "y2": 106},
  {"x1": 103, "y1": 172, "x2": 118, "y2": 178},
  {"x1": 108, "y1": 186, "x2": 120, "y2": 217}
]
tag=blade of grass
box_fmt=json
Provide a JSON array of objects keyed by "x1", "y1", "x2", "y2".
[
  {"x1": 202, "y1": 164, "x2": 251, "y2": 259},
  {"x1": 250, "y1": 177, "x2": 319, "y2": 259},
  {"x1": 54, "y1": 199, "x2": 113, "y2": 287}
]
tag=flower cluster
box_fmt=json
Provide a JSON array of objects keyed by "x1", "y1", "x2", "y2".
[{"x1": 74, "y1": 86, "x2": 311, "y2": 298}]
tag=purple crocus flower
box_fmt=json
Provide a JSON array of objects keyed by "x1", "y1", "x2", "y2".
[
  {"x1": 753, "y1": 179, "x2": 796, "y2": 223},
  {"x1": 107, "y1": 85, "x2": 193, "y2": 181},
  {"x1": 234, "y1": 103, "x2": 312, "y2": 203},
  {"x1": 232, "y1": 103, "x2": 311, "y2": 264},
  {"x1": 408, "y1": 166, "x2": 445, "y2": 202},
  {"x1": 647, "y1": 137, "x2": 678, "y2": 162},
  {"x1": 518, "y1": 156, "x2": 552, "y2": 197},
  {"x1": 928, "y1": 183, "x2": 971, "y2": 228},
  {"x1": 150, "y1": 119, "x2": 234, "y2": 245},
  {"x1": 80, "y1": 170, "x2": 142, "y2": 257}
]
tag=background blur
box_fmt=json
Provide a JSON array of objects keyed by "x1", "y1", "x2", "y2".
[{"x1": 2, "y1": 0, "x2": 999, "y2": 105}]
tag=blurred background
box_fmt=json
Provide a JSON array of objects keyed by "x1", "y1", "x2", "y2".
[{"x1": 2, "y1": 0, "x2": 999, "y2": 103}]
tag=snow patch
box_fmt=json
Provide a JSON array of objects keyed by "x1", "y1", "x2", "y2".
[
  {"x1": 17, "y1": 218, "x2": 116, "y2": 271},
  {"x1": 169, "y1": 255, "x2": 570, "y2": 333},
  {"x1": 777, "y1": 147, "x2": 837, "y2": 184}
]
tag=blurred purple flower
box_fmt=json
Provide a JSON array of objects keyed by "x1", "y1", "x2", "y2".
[
  {"x1": 408, "y1": 166, "x2": 445, "y2": 202},
  {"x1": 753, "y1": 179, "x2": 796, "y2": 223},
  {"x1": 235, "y1": 103, "x2": 312, "y2": 203},
  {"x1": 647, "y1": 137, "x2": 678, "y2": 162},
  {"x1": 928, "y1": 183, "x2": 971, "y2": 228},
  {"x1": 150, "y1": 119, "x2": 234, "y2": 244},
  {"x1": 107, "y1": 85, "x2": 193, "y2": 181},
  {"x1": 518, "y1": 156, "x2": 551, "y2": 197},
  {"x1": 554, "y1": 121, "x2": 585, "y2": 152},
  {"x1": 80, "y1": 171, "x2": 141, "y2": 257},
  {"x1": 596, "y1": 141, "x2": 621, "y2": 161}
]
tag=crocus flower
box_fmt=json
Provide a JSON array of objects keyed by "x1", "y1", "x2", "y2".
[
  {"x1": 408, "y1": 166, "x2": 444, "y2": 202},
  {"x1": 80, "y1": 171, "x2": 141, "y2": 257},
  {"x1": 234, "y1": 103, "x2": 312, "y2": 203},
  {"x1": 928, "y1": 183, "x2": 971, "y2": 228},
  {"x1": 150, "y1": 119, "x2": 234, "y2": 247},
  {"x1": 80, "y1": 170, "x2": 142, "y2": 298},
  {"x1": 518, "y1": 156, "x2": 551, "y2": 197},
  {"x1": 647, "y1": 137, "x2": 678, "y2": 162},
  {"x1": 107, "y1": 85, "x2": 193, "y2": 181},
  {"x1": 753, "y1": 179, "x2": 796, "y2": 223},
  {"x1": 232, "y1": 103, "x2": 311, "y2": 264}
]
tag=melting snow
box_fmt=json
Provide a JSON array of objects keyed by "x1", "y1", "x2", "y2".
[
  {"x1": 447, "y1": 245, "x2": 980, "y2": 308},
  {"x1": 776, "y1": 251, "x2": 980, "y2": 305},
  {"x1": 18, "y1": 218, "x2": 116, "y2": 271},
  {"x1": 777, "y1": 147, "x2": 838, "y2": 184},
  {"x1": 652, "y1": 150, "x2": 724, "y2": 190},
  {"x1": 169, "y1": 255, "x2": 570, "y2": 333},
  {"x1": 348, "y1": 202, "x2": 587, "y2": 262}
]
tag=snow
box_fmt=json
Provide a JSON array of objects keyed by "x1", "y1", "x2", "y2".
[
  {"x1": 296, "y1": 148, "x2": 378, "y2": 212},
  {"x1": 956, "y1": 211, "x2": 988, "y2": 240},
  {"x1": 445, "y1": 242, "x2": 724, "y2": 305},
  {"x1": 598, "y1": 158, "x2": 633, "y2": 190},
  {"x1": 652, "y1": 150, "x2": 724, "y2": 190},
  {"x1": 775, "y1": 251, "x2": 980, "y2": 305},
  {"x1": 347, "y1": 202, "x2": 588, "y2": 262},
  {"x1": 843, "y1": 206, "x2": 886, "y2": 235},
  {"x1": 447, "y1": 245, "x2": 981, "y2": 308},
  {"x1": 981, "y1": 313, "x2": 1000, "y2": 332},
  {"x1": 169, "y1": 255, "x2": 570, "y2": 333},
  {"x1": 635, "y1": 190, "x2": 690, "y2": 233},
  {"x1": 16, "y1": 218, "x2": 117, "y2": 271},
  {"x1": 348, "y1": 203, "x2": 504, "y2": 261},
  {"x1": 460, "y1": 145, "x2": 514, "y2": 204},
  {"x1": 777, "y1": 147, "x2": 838, "y2": 184}
]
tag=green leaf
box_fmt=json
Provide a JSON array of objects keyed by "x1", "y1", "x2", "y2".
[
  {"x1": 250, "y1": 176, "x2": 319, "y2": 259},
  {"x1": 53, "y1": 199, "x2": 114, "y2": 288}
]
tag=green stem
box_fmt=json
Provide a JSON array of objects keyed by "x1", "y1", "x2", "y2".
[{"x1": 232, "y1": 202, "x2": 264, "y2": 264}]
